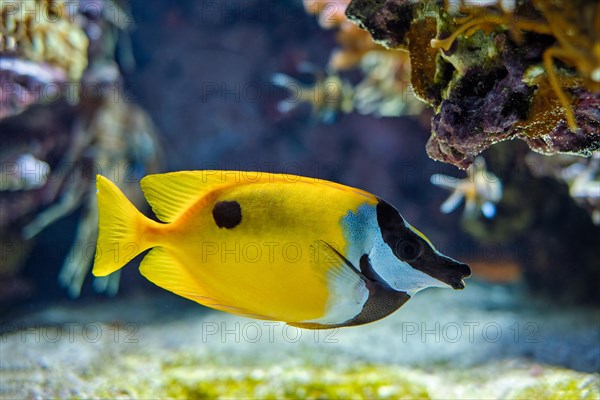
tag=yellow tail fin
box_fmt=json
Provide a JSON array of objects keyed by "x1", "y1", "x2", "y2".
[{"x1": 93, "y1": 175, "x2": 156, "y2": 277}]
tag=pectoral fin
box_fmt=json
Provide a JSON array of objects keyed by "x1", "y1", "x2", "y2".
[
  {"x1": 291, "y1": 241, "x2": 368, "y2": 329},
  {"x1": 310, "y1": 240, "x2": 364, "y2": 295}
]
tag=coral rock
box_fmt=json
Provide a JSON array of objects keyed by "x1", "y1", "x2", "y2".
[{"x1": 346, "y1": 0, "x2": 600, "y2": 168}]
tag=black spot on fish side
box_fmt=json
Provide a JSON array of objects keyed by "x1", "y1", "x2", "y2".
[
  {"x1": 212, "y1": 201, "x2": 242, "y2": 229},
  {"x1": 376, "y1": 199, "x2": 409, "y2": 248},
  {"x1": 360, "y1": 254, "x2": 392, "y2": 290}
]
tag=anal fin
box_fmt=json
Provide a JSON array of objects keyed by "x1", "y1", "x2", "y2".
[
  {"x1": 139, "y1": 247, "x2": 276, "y2": 319},
  {"x1": 139, "y1": 247, "x2": 214, "y2": 305}
]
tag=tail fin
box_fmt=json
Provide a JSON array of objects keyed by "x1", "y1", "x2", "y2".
[{"x1": 93, "y1": 175, "x2": 155, "y2": 277}]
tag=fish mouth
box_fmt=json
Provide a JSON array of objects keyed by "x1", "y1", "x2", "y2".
[
  {"x1": 450, "y1": 262, "x2": 471, "y2": 290},
  {"x1": 407, "y1": 252, "x2": 471, "y2": 291},
  {"x1": 452, "y1": 279, "x2": 466, "y2": 290}
]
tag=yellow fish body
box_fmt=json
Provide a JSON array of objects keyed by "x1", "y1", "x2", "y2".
[{"x1": 93, "y1": 171, "x2": 470, "y2": 329}]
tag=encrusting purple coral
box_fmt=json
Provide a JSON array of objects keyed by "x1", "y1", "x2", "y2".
[
  {"x1": 523, "y1": 87, "x2": 600, "y2": 156},
  {"x1": 346, "y1": 0, "x2": 600, "y2": 168}
]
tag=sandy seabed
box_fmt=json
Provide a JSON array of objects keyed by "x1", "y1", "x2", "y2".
[{"x1": 1, "y1": 283, "x2": 599, "y2": 399}]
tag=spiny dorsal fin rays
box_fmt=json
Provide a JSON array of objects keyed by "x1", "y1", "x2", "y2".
[
  {"x1": 140, "y1": 171, "x2": 239, "y2": 223},
  {"x1": 141, "y1": 170, "x2": 375, "y2": 223}
]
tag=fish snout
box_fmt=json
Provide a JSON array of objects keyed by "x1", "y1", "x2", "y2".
[
  {"x1": 450, "y1": 262, "x2": 471, "y2": 290},
  {"x1": 413, "y1": 252, "x2": 471, "y2": 290}
]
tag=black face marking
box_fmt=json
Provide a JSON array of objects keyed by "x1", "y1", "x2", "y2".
[
  {"x1": 346, "y1": 268, "x2": 409, "y2": 328},
  {"x1": 359, "y1": 254, "x2": 391, "y2": 290},
  {"x1": 376, "y1": 199, "x2": 419, "y2": 261},
  {"x1": 376, "y1": 198, "x2": 471, "y2": 290},
  {"x1": 292, "y1": 243, "x2": 409, "y2": 329},
  {"x1": 212, "y1": 201, "x2": 242, "y2": 229},
  {"x1": 352, "y1": 284, "x2": 410, "y2": 327},
  {"x1": 413, "y1": 253, "x2": 471, "y2": 289},
  {"x1": 298, "y1": 256, "x2": 411, "y2": 329},
  {"x1": 376, "y1": 199, "x2": 405, "y2": 235}
]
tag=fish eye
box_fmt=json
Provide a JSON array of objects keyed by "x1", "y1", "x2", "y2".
[{"x1": 395, "y1": 238, "x2": 424, "y2": 262}]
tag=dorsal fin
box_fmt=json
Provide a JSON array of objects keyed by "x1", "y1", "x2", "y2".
[
  {"x1": 140, "y1": 170, "x2": 375, "y2": 223},
  {"x1": 140, "y1": 171, "x2": 232, "y2": 222}
]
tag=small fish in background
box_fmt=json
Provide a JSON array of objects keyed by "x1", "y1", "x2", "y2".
[
  {"x1": 93, "y1": 171, "x2": 470, "y2": 329},
  {"x1": 0, "y1": 0, "x2": 162, "y2": 303},
  {"x1": 353, "y1": 50, "x2": 423, "y2": 118},
  {"x1": 560, "y1": 154, "x2": 600, "y2": 225},
  {"x1": 272, "y1": 63, "x2": 354, "y2": 124},
  {"x1": 430, "y1": 157, "x2": 503, "y2": 219},
  {"x1": 0, "y1": 153, "x2": 49, "y2": 191},
  {"x1": 526, "y1": 152, "x2": 600, "y2": 225}
]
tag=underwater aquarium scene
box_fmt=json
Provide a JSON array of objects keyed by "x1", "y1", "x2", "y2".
[{"x1": 1, "y1": 0, "x2": 599, "y2": 398}]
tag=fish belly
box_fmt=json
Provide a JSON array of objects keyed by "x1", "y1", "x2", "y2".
[{"x1": 168, "y1": 230, "x2": 331, "y2": 322}]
